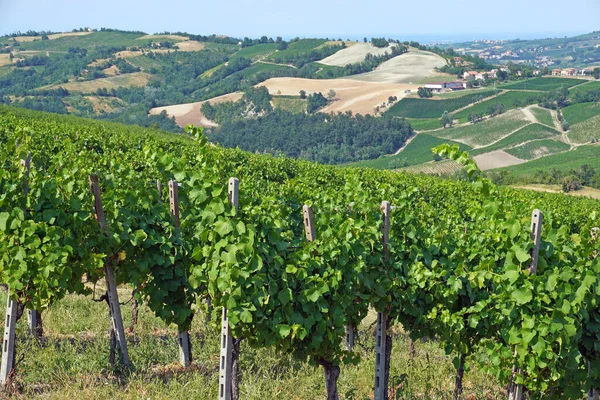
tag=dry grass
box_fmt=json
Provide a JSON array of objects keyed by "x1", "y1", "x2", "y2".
[
  {"x1": 473, "y1": 150, "x2": 527, "y2": 170},
  {"x1": 149, "y1": 92, "x2": 244, "y2": 128},
  {"x1": 512, "y1": 184, "x2": 600, "y2": 200},
  {"x1": 174, "y1": 41, "x2": 205, "y2": 51},
  {"x1": 84, "y1": 96, "x2": 126, "y2": 113},
  {"x1": 0, "y1": 54, "x2": 12, "y2": 67},
  {"x1": 257, "y1": 77, "x2": 418, "y2": 115},
  {"x1": 40, "y1": 72, "x2": 153, "y2": 93},
  {"x1": 102, "y1": 65, "x2": 120, "y2": 76}
]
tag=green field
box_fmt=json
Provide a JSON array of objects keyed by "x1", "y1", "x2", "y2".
[
  {"x1": 385, "y1": 90, "x2": 495, "y2": 119},
  {"x1": 125, "y1": 55, "x2": 165, "y2": 71},
  {"x1": 0, "y1": 66, "x2": 14, "y2": 77},
  {"x1": 453, "y1": 91, "x2": 539, "y2": 121},
  {"x1": 433, "y1": 110, "x2": 530, "y2": 147},
  {"x1": 266, "y1": 39, "x2": 328, "y2": 60},
  {"x1": 15, "y1": 31, "x2": 148, "y2": 51},
  {"x1": 529, "y1": 106, "x2": 555, "y2": 127},
  {"x1": 505, "y1": 138, "x2": 571, "y2": 160},
  {"x1": 562, "y1": 102, "x2": 600, "y2": 125},
  {"x1": 502, "y1": 143, "x2": 600, "y2": 176},
  {"x1": 470, "y1": 123, "x2": 559, "y2": 156},
  {"x1": 347, "y1": 133, "x2": 471, "y2": 169},
  {"x1": 406, "y1": 118, "x2": 442, "y2": 131},
  {"x1": 272, "y1": 96, "x2": 307, "y2": 113},
  {"x1": 434, "y1": 88, "x2": 489, "y2": 99},
  {"x1": 312, "y1": 63, "x2": 347, "y2": 78},
  {"x1": 499, "y1": 77, "x2": 585, "y2": 91},
  {"x1": 568, "y1": 114, "x2": 600, "y2": 144},
  {"x1": 568, "y1": 81, "x2": 600, "y2": 98},
  {"x1": 231, "y1": 43, "x2": 277, "y2": 61}
]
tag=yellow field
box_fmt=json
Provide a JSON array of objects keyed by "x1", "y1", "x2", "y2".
[
  {"x1": 12, "y1": 32, "x2": 92, "y2": 42},
  {"x1": 136, "y1": 34, "x2": 188, "y2": 42},
  {"x1": 0, "y1": 54, "x2": 12, "y2": 67},
  {"x1": 512, "y1": 184, "x2": 600, "y2": 200},
  {"x1": 40, "y1": 72, "x2": 153, "y2": 93}
]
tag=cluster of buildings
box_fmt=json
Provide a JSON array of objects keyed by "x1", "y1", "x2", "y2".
[
  {"x1": 552, "y1": 68, "x2": 596, "y2": 76},
  {"x1": 424, "y1": 82, "x2": 467, "y2": 92}
]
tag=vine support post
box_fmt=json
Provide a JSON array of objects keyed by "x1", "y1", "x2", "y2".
[
  {"x1": 345, "y1": 325, "x2": 355, "y2": 351},
  {"x1": 375, "y1": 200, "x2": 391, "y2": 400},
  {"x1": 21, "y1": 153, "x2": 42, "y2": 339},
  {"x1": 509, "y1": 209, "x2": 543, "y2": 400},
  {"x1": 219, "y1": 177, "x2": 239, "y2": 400},
  {"x1": 168, "y1": 180, "x2": 192, "y2": 368},
  {"x1": 0, "y1": 295, "x2": 18, "y2": 385},
  {"x1": 89, "y1": 174, "x2": 130, "y2": 368}
]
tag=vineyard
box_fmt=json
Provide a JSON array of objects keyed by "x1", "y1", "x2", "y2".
[
  {"x1": 1, "y1": 105, "x2": 600, "y2": 399},
  {"x1": 385, "y1": 91, "x2": 495, "y2": 119}
]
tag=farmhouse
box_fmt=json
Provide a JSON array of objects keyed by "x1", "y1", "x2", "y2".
[
  {"x1": 561, "y1": 68, "x2": 577, "y2": 76},
  {"x1": 446, "y1": 82, "x2": 466, "y2": 91},
  {"x1": 552, "y1": 68, "x2": 562, "y2": 76},
  {"x1": 424, "y1": 82, "x2": 446, "y2": 92}
]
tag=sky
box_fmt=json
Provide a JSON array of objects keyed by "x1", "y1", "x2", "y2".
[{"x1": 0, "y1": 0, "x2": 599, "y2": 42}]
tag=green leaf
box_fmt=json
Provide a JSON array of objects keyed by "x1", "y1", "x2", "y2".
[
  {"x1": 214, "y1": 220, "x2": 233, "y2": 237},
  {"x1": 512, "y1": 288, "x2": 532, "y2": 305},
  {"x1": 278, "y1": 324, "x2": 291, "y2": 338},
  {"x1": 514, "y1": 247, "x2": 530, "y2": 264},
  {"x1": 0, "y1": 212, "x2": 9, "y2": 231}
]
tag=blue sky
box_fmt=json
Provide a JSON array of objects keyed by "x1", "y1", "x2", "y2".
[{"x1": 0, "y1": 0, "x2": 598, "y2": 41}]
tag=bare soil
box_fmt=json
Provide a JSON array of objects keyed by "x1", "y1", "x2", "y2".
[
  {"x1": 319, "y1": 43, "x2": 399, "y2": 66},
  {"x1": 41, "y1": 72, "x2": 153, "y2": 93},
  {"x1": 473, "y1": 150, "x2": 527, "y2": 170},
  {"x1": 148, "y1": 92, "x2": 244, "y2": 128}
]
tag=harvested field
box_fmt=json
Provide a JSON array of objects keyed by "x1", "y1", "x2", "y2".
[
  {"x1": 40, "y1": 72, "x2": 153, "y2": 93},
  {"x1": 319, "y1": 43, "x2": 399, "y2": 66},
  {"x1": 257, "y1": 77, "x2": 418, "y2": 115},
  {"x1": 473, "y1": 150, "x2": 527, "y2": 170},
  {"x1": 102, "y1": 65, "x2": 119, "y2": 76},
  {"x1": 349, "y1": 48, "x2": 448, "y2": 84},
  {"x1": 0, "y1": 54, "x2": 12, "y2": 67},
  {"x1": 512, "y1": 184, "x2": 600, "y2": 200},
  {"x1": 175, "y1": 41, "x2": 205, "y2": 51},
  {"x1": 149, "y1": 92, "x2": 244, "y2": 128}
]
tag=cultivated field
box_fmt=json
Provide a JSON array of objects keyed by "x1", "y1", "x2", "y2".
[
  {"x1": 505, "y1": 139, "x2": 571, "y2": 160},
  {"x1": 349, "y1": 48, "x2": 449, "y2": 84},
  {"x1": 470, "y1": 123, "x2": 560, "y2": 156},
  {"x1": 499, "y1": 77, "x2": 585, "y2": 91},
  {"x1": 433, "y1": 109, "x2": 530, "y2": 147},
  {"x1": 512, "y1": 184, "x2": 600, "y2": 200},
  {"x1": 562, "y1": 102, "x2": 600, "y2": 125},
  {"x1": 136, "y1": 34, "x2": 189, "y2": 41},
  {"x1": 502, "y1": 143, "x2": 600, "y2": 176},
  {"x1": 257, "y1": 77, "x2": 418, "y2": 115},
  {"x1": 83, "y1": 96, "x2": 126, "y2": 113},
  {"x1": 40, "y1": 72, "x2": 153, "y2": 93},
  {"x1": 403, "y1": 159, "x2": 463, "y2": 175},
  {"x1": 174, "y1": 41, "x2": 206, "y2": 52},
  {"x1": 453, "y1": 91, "x2": 539, "y2": 121},
  {"x1": 568, "y1": 114, "x2": 600, "y2": 144},
  {"x1": 473, "y1": 150, "x2": 526, "y2": 170},
  {"x1": 387, "y1": 90, "x2": 495, "y2": 119},
  {"x1": 149, "y1": 92, "x2": 244, "y2": 128},
  {"x1": 11, "y1": 31, "x2": 92, "y2": 42},
  {"x1": 319, "y1": 43, "x2": 399, "y2": 66},
  {"x1": 529, "y1": 105, "x2": 556, "y2": 127}
]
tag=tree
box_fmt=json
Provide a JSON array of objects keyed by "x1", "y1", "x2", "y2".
[
  {"x1": 327, "y1": 89, "x2": 336, "y2": 100},
  {"x1": 468, "y1": 113, "x2": 482, "y2": 124},
  {"x1": 363, "y1": 37, "x2": 367, "y2": 43},
  {"x1": 388, "y1": 96, "x2": 397, "y2": 104},
  {"x1": 440, "y1": 111, "x2": 454, "y2": 128},
  {"x1": 593, "y1": 67, "x2": 600, "y2": 80},
  {"x1": 562, "y1": 119, "x2": 570, "y2": 132},
  {"x1": 299, "y1": 90, "x2": 306, "y2": 99},
  {"x1": 417, "y1": 87, "x2": 433, "y2": 98}
]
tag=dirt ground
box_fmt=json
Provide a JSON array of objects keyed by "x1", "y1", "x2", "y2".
[
  {"x1": 102, "y1": 65, "x2": 119, "y2": 76},
  {"x1": 257, "y1": 77, "x2": 418, "y2": 115},
  {"x1": 319, "y1": 43, "x2": 400, "y2": 66},
  {"x1": 148, "y1": 92, "x2": 244, "y2": 128},
  {"x1": 350, "y1": 48, "x2": 450, "y2": 84},
  {"x1": 175, "y1": 41, "x2": 205, "y2": 51},
  {"x1": 473, "y1": 150, "x2": 527, "y2": 170}
]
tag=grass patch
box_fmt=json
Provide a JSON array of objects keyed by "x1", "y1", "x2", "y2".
[
  {"x1": 562, "y1": 102, "x2": 600, "y2": 125},
  {"x1": 312, "y1": 62, "x2": 347, "y2": 78},
  {"x1": 4, "y1": 289, "x2": 502, "y2": 399},
  {"x1": 499, "y1": 77, "x2": 585, "y2": 91},
  {"x1": 529, "y1": 105, "x2": 555, "y2": 127},
  {"x1": 505, "y1": 139, "x2": 570, "y2": 160},
  {"x1": 434, "y1": 88, "x2": 489, "y2": 99},
  {"x1": 453, "y1": 91, "x2": 539, "y2": 121},
  {"x1": 471, "y1": 123, "x2": 559, "y2": 156},
  {"x1": 568, "y1": 113, "x2": 600, "y2": 144},
  {"x1": 406, "y1": 118, "x2": 442, "y2": 131},
  {"x1": 272, "y1": 96, "x2": 307, "y2": 113},
  {"x1": 385, "y1": 90, "x2": 494, "y2": 119},
  {"x1": 433, "y1": 110, "x2": 530, "y2": 147},
  {"x1": 501, "y1": 143, "x2": 600, "y2": 176},
  {"x1": 347, "y1": 133, "x2": 471, "y2": 169},
  {"x1": 125, "y1": 55, "x2": 165, "y2": 72}
]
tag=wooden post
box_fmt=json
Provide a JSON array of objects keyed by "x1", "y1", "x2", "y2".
[
  {"x1": 509, "y1": 209, "x2": 543, "y2": 400},
  {"x1": 168, "y1": 180, "x2": 192, "y2": 368},
  {"x1": 89, "y1": 174, "x2": 130, "y2": 367},
  {"x1": 345, "y1": 325, "x2": 355, "y2": 351},
  {"x1": 0, "y1": 295, "x2": 18, "y2": 385},
  {"x1": 303, "y1": 205, "x2": 316, "y2": 242},
  {"x1": 219, "y1": 177, "x2": 239, "y2": 400},
  {"x1": 375, "y1": 201, "x2": 391, "y2": 400}
]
